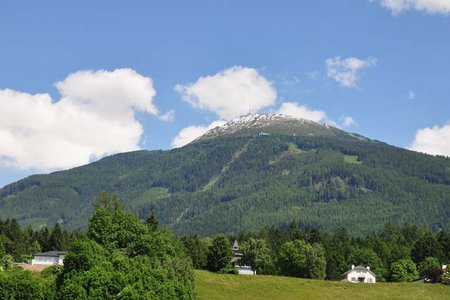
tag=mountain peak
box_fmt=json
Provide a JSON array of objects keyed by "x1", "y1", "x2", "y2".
[{"x1": 195, "y1": 113, "x2": 359, "y2": 142}]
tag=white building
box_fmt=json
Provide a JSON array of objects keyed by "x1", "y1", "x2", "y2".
[
  {"x1": 235, "y1": 265, "x2": 256, "y2": 275},
  {"x1": 342, "y1": 265, "x2": 376, "y2": 283},
  {"x1": 31, "y1": 251, "x2": 67, "y2": 266},
  {"x1": 230, "y1": 240, "x2": 255, "y2": 275}
]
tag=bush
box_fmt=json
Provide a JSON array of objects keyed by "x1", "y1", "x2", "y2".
[
  {"x1": 219, "y1": 263, "x2": 238, "y2": 274},
  {"x1": 41, "y1": 265, "x2": 63, "y2": 277},
  {"x1": 0, "y1": 268, "x2": 54, "y2": 300},
  {"x1": 390, "y1": 259, "x2": 419, "y2": 282},
  {"x1": 418, "y1": 257, "x2": 440, "y2": 278}
]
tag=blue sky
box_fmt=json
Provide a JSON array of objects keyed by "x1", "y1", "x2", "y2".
[{"x1": 1, "y1": 0, "x2": 450, "y2": 187}]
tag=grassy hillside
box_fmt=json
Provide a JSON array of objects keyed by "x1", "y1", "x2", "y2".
[{"x1": 195, "y1": 270, "x2": 450, "y2": 300}]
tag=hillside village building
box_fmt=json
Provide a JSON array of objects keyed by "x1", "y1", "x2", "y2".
[
  {"x1": 342, "y1": 265, "x2": 376, "y2": 283},
  {"x1": 230, "y1": 240, "x2": 255, "y2": 275},
  {"x1": 31, "y1": 251, "x2": 67, "y2": 266}
]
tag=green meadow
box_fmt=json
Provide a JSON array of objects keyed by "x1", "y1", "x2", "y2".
[{"x1": 195, "y1": 270, "x2": 450, "y2": 300}]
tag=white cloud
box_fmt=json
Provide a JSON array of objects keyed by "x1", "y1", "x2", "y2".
[
  {"x1": 410, "y1": 124, "x2": 450, "y2": 156},
  {"x1": 408, "y1": 91, "x2": 416, "y2": 100},
  {"x1": 342, "y1": 116, "x2": 358, "y2": 127},
  {"x1": 159, "y1": 109, "x2": 175, "y2": 121},
  {"x1": 0, "y1": 69, "x2": 163, "y2": 171},
  {"x1": 326, "y1": 56, "x2": 377, "y2": 87},
  {"x1": 175, "y1": 66, "x2": 277, "y2": 120},
  {"x1": 171, "y1": 120, "x2": 226, "y2": 148},
  {"x1": 379, "y1": 0, "x2": 450, "y2": 14},
  {"x1": 276, "y1": 102, "x2": 328, "y2": 123}
]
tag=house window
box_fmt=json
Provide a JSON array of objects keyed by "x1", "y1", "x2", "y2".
[
  {"x1": 358, "y1": 277, "x2": 365, "y2": 282},
  {"x1": 368, "y1": 278, "x2": 372, "y2": 283},
  {"x1": 351, "y1": 277, "x2": 356, "y2": 281}
]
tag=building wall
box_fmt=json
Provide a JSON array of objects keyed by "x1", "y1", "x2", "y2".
[
  {"x1": 235, "y1": 266, "x2": 255, "y2": 275},
  {"x1": 31, "y1": 255, "x2": 65, "y2": 266},
  {"x1": 346, "y1": 270, "x2": 376, "y2": 283}
]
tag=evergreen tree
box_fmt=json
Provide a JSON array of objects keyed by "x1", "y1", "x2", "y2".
[
  {"x1": 37, "y1": 227, "x2": 51, "y2": 252},
  {"x1": 182, "y1": 235, "x2": 209, "y2": 269},
  {"x1": 146, "y1": 211, "x2": 159, "y2": 232},
  {"x1": 411, "y1": 235, "x2": 443, "y2": 264},
  {"x1": 48, "y1": 223, "x2": 66, "y2": 251}
]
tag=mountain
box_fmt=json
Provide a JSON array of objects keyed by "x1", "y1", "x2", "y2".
[
  {"x1": 195, "y1": 113, "x2": 365, "y2": 141},
  {"x1": 1, "y1": 113, "x2": 450, "y2": 235}
]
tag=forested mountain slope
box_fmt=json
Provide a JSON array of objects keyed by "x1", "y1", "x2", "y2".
[{"x1": 1, "y1": 114, "x2": 450, "y2": 235}]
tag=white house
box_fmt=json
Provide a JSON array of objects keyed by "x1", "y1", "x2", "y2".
[
  {"x1": 342, "y1": 265, "x2": 376, "y2": 283},
  {"x1": 31, "y1": 251, "x2": 67, "y2": 266}
]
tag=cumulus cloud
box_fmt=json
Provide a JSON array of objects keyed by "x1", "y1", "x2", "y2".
[
  {"x1": 408, "y1": 91, "x2": 416, "y2": 100},
  {"x1": 171, "y1": 120, "x2": 226, "y2": 148},
  {"x1": 410, "y1": 124, "x2": 450, "y2": 156},
  {"x1": 326, "y1": 56, "x2": 377, "y2": 87},
  {"x1": 276, "y1": 102, "x2": 328, "y2": 123},
  {"x1": 379, "y1": 0, "x2": 450, "y2": 15},
  {"x1": 342, "y1": 116, "x2": 358, "y2": 127},
  {"x1": 175, "y1": 66, "x2": 277, "y2": 120},
  {"x1": 0, "y1": 68, "x2": 164, "y2": 171}
]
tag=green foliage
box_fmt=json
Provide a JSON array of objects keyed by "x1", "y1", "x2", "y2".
[
  {"x1": 182, "y1": 235, "x2": 209, "y2": 269},
  {"x1": 218, "y1": 263, "x2": 238, "y2": 274},
  {"x1": 1, "y1": 254, "x2": 13, "y2": 270},
  {"x1": 390, "y1": 259, "x2": 419, "y2": 282},
  {"x1": 0, "y1": 268, "x2": 54, "y2": 299},
  {"x1": 418, "y1": 257, "x2": 441, "y2": 277},
  {"x1": 88, "y1": 192, "x2": 147, "y2": 249},
  {"x1": 207, "y1": 234, "x2": 232, "y2": 272},
  {"x1": 188, "y1": 222, "x2": 450, "y2": 282},
  {"x1": 411, "y1": 235, "x2": 443, "y2": 264},
  {"x1": 48, "y1": 223, "x2": 66, "y2": 251},
  {"x1": 1, "y1": 127, "x2": 450, "y2": 237},
  {"x1": 41, "y1": 265, "x2": 63, "y2": 277},
  {"x1": 146, "y1": 211, "x2": 159, "y2": 232},
  {"x1": 240, "y1": 238, "x2": 274, "y2": 275},
  {"x1": 58, "y1": 192, "x2": 196, "y2": 299},
  {"x1": 0, "y1": 217, "x2": 77, "y2": 264},
  {"x1": 279, "y1": 240, "x2": 326, "y2": 279}
]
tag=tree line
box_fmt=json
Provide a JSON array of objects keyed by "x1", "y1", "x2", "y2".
[
  {"x1": 0, "y1": 219, "x2": 78, "y2": 263},
  {"x1": 1, "y1": 194, "x2": 450, "y2": 299},
  {"x1": 181, "y1": 221, "x2": 450, "y2": 284}
]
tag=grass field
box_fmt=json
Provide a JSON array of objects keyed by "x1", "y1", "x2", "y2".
[
  {"x1": 195, "y1": 270, "x2": 450, "y2": 300},
  {"x1": 344, "y1": 154, "x2": 362, "y2": 164}
]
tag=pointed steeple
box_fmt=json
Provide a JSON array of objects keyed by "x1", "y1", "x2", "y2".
[{"x1": 232, "y1": 239, "x2": 239, "y2": 251}]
